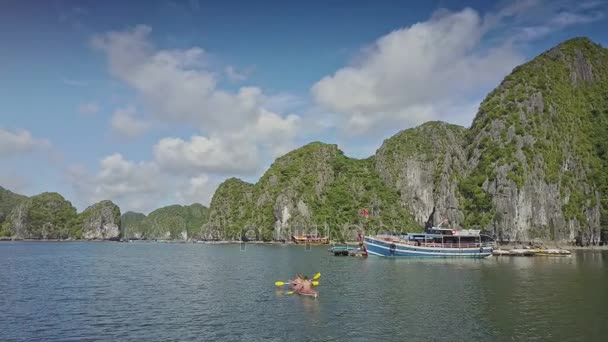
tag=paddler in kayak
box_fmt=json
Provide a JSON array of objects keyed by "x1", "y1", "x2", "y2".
[{"x1": 289, "y1": 273, "x2": 317, "y2": 297}]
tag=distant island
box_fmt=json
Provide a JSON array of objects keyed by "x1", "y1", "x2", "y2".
[{"x1": 1, "y1": 37, "x2": 607, "y2": 246}]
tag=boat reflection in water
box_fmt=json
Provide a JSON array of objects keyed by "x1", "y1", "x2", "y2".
[{"x1": 364, "y1": 226, "x2": 495, "y2": 258}]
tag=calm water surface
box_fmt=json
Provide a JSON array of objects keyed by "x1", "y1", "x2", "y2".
[{"x1": 1, "y1": 242, "x2": 607, "y2": 341}]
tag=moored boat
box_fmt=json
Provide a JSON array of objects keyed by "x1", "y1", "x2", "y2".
[
  {"x1": 291, "y1": 234, "x2": 329, "y2": 244},
  {"x1": 364, "y1": 227, "x2": 495, "y2": 257}
]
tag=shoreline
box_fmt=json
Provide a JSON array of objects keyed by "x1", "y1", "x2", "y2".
[{"x1": 1, "y1": 238, "x2": 606, "y2": 250}]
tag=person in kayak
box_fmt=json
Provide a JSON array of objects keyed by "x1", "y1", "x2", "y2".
[{"x1": 289, "y1": 274, "x2": 314, "y2": 294}]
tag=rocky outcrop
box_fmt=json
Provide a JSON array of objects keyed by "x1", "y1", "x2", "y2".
[
  {"x1": 463, "y1": 37, "x2": 608, "y2": 245},
  {"x1": 80, "y1": 200, "x2": 121, "y2": 240},
  {"x1": 206, "y1": 37, "x2": 608, "y2": 245},
  {"x1": 374, "y1": 121, "x2": 467, "y2": 227},
  {"x1": 4, "y1": 192, "x2": 78, "y2": 239},
  {"x1": 0, "y1": 186, "x2": 27, "y2": 226},
  {"x1": 121, "y1": 211, "x2": 146, "y2": 239},
  {"x1": 206, "y1": 142, "x2": 418, "y2": 241},
  {"x1": 123, "y1": 204, "x2": 209, "y2": 240}
]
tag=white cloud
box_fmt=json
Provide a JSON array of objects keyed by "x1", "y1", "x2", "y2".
[
  {"x1": 110, "y1": 106, "x2": 150, "y2": 138},
  {"x1": 67, "y1": 154, "x2": 167, "y2": 213},
  {"x1": 224, "y1": 65, "x2": 248, "y2": 82},
  {"x1": 510, "y1": 0, "x2": 606, "y2": 41},
  {"x1": 312, "y1": 8, "x2": 523, "y2": 134},
  {"x1": 175, "y1": 174, "x2": 218, "y2": 205},
  {"x1": 153, "y1": 110, "x2": 300, "y2": 174},
  {"x1": 0, "y1": 128, "x2": 51, "y2": 157},
  {"x1": 90, "y1": 25, "x2": 269, "y2": 130},
  {"x1": 78, "y1": 102, "x2": 99, "y2": 115},
  {"x1": 154, "y1": 135, "x2": 259, "y2": 174},
  {"x1": 67, "y1": 154, "x2": 220, "y2": 213},
  {"x1": 91, "y1": 25, "x2": 301, "y2": 175}
]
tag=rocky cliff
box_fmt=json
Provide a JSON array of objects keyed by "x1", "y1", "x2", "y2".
[
  {"x1": 0, "y1": 186, "x2": 27, "y2": 235},
  {"x1": 204, "y1": 142, "x2": 418, "y2": 241},
  {"x1": 79, "y1": 200, "x2": 121, "y2": 240},
  {"x1": 206, "y1": 37, "x2": 608, "y2": 245},
  {"x1": 121, "y1": 204, "x2": 209, "y2": 240},
  {"x1": 374, "y1": 121, "x2": 467, "y2": 227},
  {"x1": 462, "y1": 37, "x2": 608, "y2": 245},
  {"x1": 3, "y1": 192, "x2": 78, "y2": 239},
  {"x1": 1, "y1": 37, "x2": 606, "y2": 245}
]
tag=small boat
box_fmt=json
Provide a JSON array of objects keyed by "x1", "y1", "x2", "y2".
[
  {"x1": 294, "y1": 288, "x2": 318, "y2": 298},
  {"x1": 291, "y1": 234, "x2": 329, "y2": 244},
  {"x1": 364, "y1": 227, "x2": 495, "y2": 257}
]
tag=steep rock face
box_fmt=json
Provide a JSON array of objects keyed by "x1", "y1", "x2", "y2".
[
  {"x1": 121, "y1": 211, "x2": 146, "y2": 239},
  {"x1": 463, "y1": 37, "x2": 608, "y2": 245},
  {"x1": 254, "y1": 142, "x2": 339, "y2": 240},
  {"x1": 206, "y1": 142, "x2": 418, "y2": 241},
  {"x1": 203, "y1": 178, "x2": 256, "y2": 240},
  {"x1": 0, "y1": 186, "x2": 27, "y2": 236},
  {"x1": 374, "y1": 121, "x2": 467, "y2": 227},
  {"x1": 4, "y1": 192, "x2": 78, "y2": 239},
  {"x1": 79, "y1": 200, "x2": 121, "y2": 240},
  {"x1": 128, "y1": 204, "x2": 209, "y2": 240}
]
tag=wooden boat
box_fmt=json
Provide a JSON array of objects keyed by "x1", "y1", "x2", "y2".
[
  {"x1": 291, "y1": 234, "x2": 329, "y2": 244},
  {"x1": 364, "y1": 227, "x2": 495, "y2": 257}
]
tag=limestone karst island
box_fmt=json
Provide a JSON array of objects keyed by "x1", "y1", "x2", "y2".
[{"x1": 2, "y1": 1, "x2": 608, "y2": 341}]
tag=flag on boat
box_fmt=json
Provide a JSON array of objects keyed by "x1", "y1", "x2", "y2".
[{"x1": 361, "y1": 208, "x2": 369, "y2": 218}]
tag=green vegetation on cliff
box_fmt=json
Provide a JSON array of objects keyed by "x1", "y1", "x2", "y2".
[
  {"x1": 206, "y1": 37, "x2": 608, "y2": 245},
  {"x1": 464, "y1": 37, "x2": 608, "y2": 243},
  {"x1": 0, "y1": 186, "x2": 27, "y2": 236},
  {"x1": 122, "y1": 204, "x2": 209, "y2": 240},
  {"x1": 205, "y1": 142, "x2": 418, "y2": 241},
  {"x1": 78, "y1": 200, "x2": 121, "y2": 240},
  {"x1": 2, "y1": 37, "x2": 607, "y2": 245},
  {"x1": 3, "y1": 192, "x2": 78, "y2": 239}
]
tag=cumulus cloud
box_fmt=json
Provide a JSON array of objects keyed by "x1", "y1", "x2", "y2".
[
  {"x1": 175, "y1": 174, "x2": 219, "y2": 205},
  {"x1": 505, "y1": 0, "x2": 607, "y2": 41},
  {"x1": 518, "y1": 11, "x2": 604, "y2": 41},
  {"x1": 78, "y1": 102, "x2": 99, "y2": 115},
  {"x1": 110, "y1": 106, "x2": 150, "y2": 138},
  {"x1": 154, "y1": 135, "x2": 259, "y2": 174},
  {"x1": 67, "y1": 154, "x2": 220, "y2": 213},
  {"x1": 311, "y1": 8, "x2": 524, "y2": 134},
  {"x1": 224, "y1": 65, "x2": 249, "y2": 82},
  {"x1": 67, "y1": 154, "x2": 167, "y2": 213},
  {"x1": 0, "y1": 128, "x2": 51, "y2": 157},
  {"x1": 91, "y1": 25, "x2": 301, "y2": 174},
  {"x1": 154, "y1": 110, "x2": 300, "y2": 174}
]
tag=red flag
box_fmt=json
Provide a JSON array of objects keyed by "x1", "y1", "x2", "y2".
[{"x1": 361, "y1": 208, "x2": 369, "y2": 218}]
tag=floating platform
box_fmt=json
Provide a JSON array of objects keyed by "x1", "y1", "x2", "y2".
[
  {"x1": 328, "y1": 246, "x2": 367, "y2": 257},
  {"x1": 492, "y1": 247, "x2": 571, "y2": 257}
]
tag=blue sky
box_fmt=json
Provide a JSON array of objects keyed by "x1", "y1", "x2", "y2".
[{"x1": 1, "y1": 0, "x2": 607, "y2": 213}]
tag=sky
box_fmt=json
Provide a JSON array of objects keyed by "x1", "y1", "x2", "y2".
[{"x1": 1, "y1": 0, "x2": 607, "y2": 214}]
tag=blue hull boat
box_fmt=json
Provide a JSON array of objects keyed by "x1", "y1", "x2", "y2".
[{"x1": 364, "y1": 227, "x2": 494, "y2": 258}]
